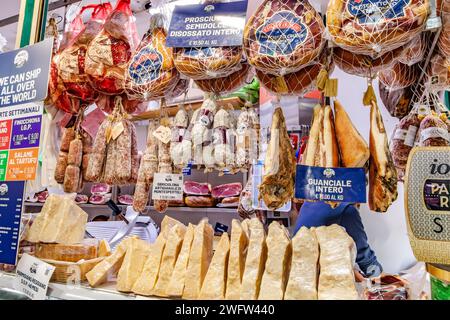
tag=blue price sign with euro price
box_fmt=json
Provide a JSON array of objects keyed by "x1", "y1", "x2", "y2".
[
  {"x1": 166, "y1": 1, "x2": 248, "y2": 48},
  {"x1": 295, "y1": 165, "x2": 367, "y2": 203}
]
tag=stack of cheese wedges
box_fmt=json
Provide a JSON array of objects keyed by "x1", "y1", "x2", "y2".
[
  {"x1": 25, "y1": 194, "x2": 112, "y2": 282},
  {"x1": 85, "y1": 216, "x2": 359, "y2": 300}
]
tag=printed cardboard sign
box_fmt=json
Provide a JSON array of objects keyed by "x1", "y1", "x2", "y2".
[
  {"x1": 295, "y1": 165, "x2": 367, "y2": 203},
  {"x1": 14, "y1": 254, "x2": 55, "y2": 300},
  {"x1": 152, "y1": 173, "x2": 184, "y2": 201},
  {"x1": 166, "y1": 1, "x2": 248, "y2": 48}
]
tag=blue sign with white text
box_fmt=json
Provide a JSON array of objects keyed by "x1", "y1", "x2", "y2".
[
  {"x1": 166, "y1": 1, "x2": 248, "y2": 48},
  {"x1": 295, "y1": 165, "x2": 367, "y2": 203},
  {"x1": 0, "y1": 181, "x2": 25, "y2": 265},
  {"x1": 0, "y1": 38, "x2": 52, "y2": 108}
]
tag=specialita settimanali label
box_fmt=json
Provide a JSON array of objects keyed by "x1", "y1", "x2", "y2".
[
  {"x1": 152, "y1": 173, "x2": 184, "y2": 201},
  {"x1": 166, "y1": 1, "x2": 248, "y2": 48},
  {"x1": 295, "y1": 165, "x2": 367, "y2": 203}
]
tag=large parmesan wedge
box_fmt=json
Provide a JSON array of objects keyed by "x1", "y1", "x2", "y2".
[
  {"x1": 315, "y1": 224, "x2": 359, "y2": 300},
  {"x1": 131, "y1": 233, "x2": 167, "y2": 296},
  {"x1": 166, "y1": 224, "x2": 195, "y2": 297},
  {"x1": 225, "y1": 220, "x2": 249, "y2": 300},
  {"x1": 153, "y1": 224, "x2": 187, "y2": 297},
  {"x1": 86, "y1": 237, "x2": 132, "y2": 287},
  {"x1": 258, "y1": 222, "x2": 291, "y2": 300},
  {"x1": 240, "y1": 218, "x2": 267, "y2": 300},
  {"x1": 182, "y1": 220, "x2": 214, "y2": 300},
  {"x1": 26, "y1": 195, "x2": 88, "y2": 244},
  {"x1": 161, "y1": 216, "x2": 184, "y2": 237},
  {"x1": 116, "y1": 238, "x2": 152, "y2": 292},
  {"x1": 199, "y1": 232, "x2": 230, "y2": 300},
  {"x1": 285, "y1": 227, "x2": 319, "y2": 300}
]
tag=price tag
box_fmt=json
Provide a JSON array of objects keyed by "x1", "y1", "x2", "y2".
[
  {"x1": 153, "y1": 126, "x2": 172, "y2": 144},
  {"x1": 14, "y1": 254, "x2": 55, "y2": 300},
  {"x1": 152, "y1": 173, "x2": 184, "y2": 201},
  {"x1": 111, "y1": 121, "x2": 125, "y2": 140}
]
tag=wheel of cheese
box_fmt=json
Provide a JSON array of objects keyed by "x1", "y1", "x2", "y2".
[
  {"x1": 194, "y1": 63, "x2": 251, "y2": 94},
  {"x1": 327, "y1": 0, "x2": 430, "y2": 56},
  {"x1": 174, "y1": 46, "x2": 243, "y2": 80},
  {"x1": 426, "y1": 53, "x2": 450, "y2": 92},
  {"x1": 378, "y1": 61, "x2": 419, "y2": 90},
  {"x1": 333, "y1": 46, "x2": 404, "y2": 77},
  {"x1": 244, "y1": 0, "x2": 325, "y2": 76},
  {"x1": 398, "y1": 34, "x2": 427, "y2": 66}
]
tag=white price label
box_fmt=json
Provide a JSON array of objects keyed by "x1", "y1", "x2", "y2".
[
  {"x1": 14, "y1": 254, "x2": 55, "y2": 300},
  {"x1": 152, "y1": 173, "x2": 184, "y2": 201}
]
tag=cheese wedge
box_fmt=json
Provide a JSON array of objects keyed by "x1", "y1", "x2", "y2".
[
  {"x1": 85, "y1": 237, "x2": 131, "y2": 287},
  {"x1": 161, "y1": 216, "x2": 184, "y2": 238},
  {"x1": 131, "y1": 233, "x2": 167, "y2": 296},
  {"x1": 153, "y1": 224, "x2": 187, "y2": 297},
  {"x1": 98, "y1": 239, "x2": 111, "y2": 257},
  {"x1": 26, "y1": 195, "x2": 88, "y2": 244},
  {"x1": 240, "y1": 218, "x2": 267, "y2": 300},
  {"x1": 225, "y1": 220, "x2": 249, "y2": 300},
  {"x1": 182, "y1": 220, "x2": 214, "y2": 300},
  {"x1": 116, "y1": 238, "x2": 152, "y2": 292},
  {"x1": 199, "y1": 232, "x2": 230, "y2": 300},
  {"x1": 258, "y1": 222, "x2": 291, "y2": 300},
  {"x1": 285, "y1": 227, "x2": 319, "y2": 300},
  {"x1": 166, "y1": 224, "x2": 195, "y2": 297},
  {"x1": 315, "y1": 224, "x2": 359, "y2": 300}
]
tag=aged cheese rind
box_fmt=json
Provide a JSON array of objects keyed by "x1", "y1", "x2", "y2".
[
  {"x1": 182, "y1": 220, "x2": 214, "y2": 300},
  {"x1": 199, "y1": 232, "x2": 230, "y2": 300},
  {"x1": 26, "y1": 195, "x2": 88, "y2": 244},
  {"x1": 35, "y1": 239, "x2": 99, "y2": 262},
  {"x1": 225, "y1": 219, "x2": 249, "y2": 300},
  {"x1": 240, "y1": 218, "x2": 267, "y2": 300},
  {"x1": 131, "y1": 233, "x2": 167, "y2": 296},
  {"x1": 285, "y1": 227, "x2": 319, "y2": 300},
  {"x1": 315, "y1": 224, "x2": 359, "y2": 300},
  {"x1": 258, "y1": 222, "x2": 291, "y2": 300},
  {"x1": 166, "y1": 224, "x2": 195, "y2": 297},
  {"x1": 116, "y1": 238, "x2": 152, "y2": 292},
  {"x1": 153, "y1": 224, "x2": 187, "y2": 297},
  {"x1": 86, "y1": 238, "x2": 131, "y2": 287}
]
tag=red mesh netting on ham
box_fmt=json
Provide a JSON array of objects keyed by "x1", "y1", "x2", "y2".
[
  {"x1": 58, "y1": 3, "x2": 112, "y2": 102},
  {"x1": 48, "y1": 7, "x2": 86, "y2": 114},
  {"x1": 85, "y1": 0, "x2": 139, "y2": 96},
  {"x1": 244, "y1": 0, "x2": 325, "y2": 76},
  {"x1": 125, "y1": 14, "x2": 180, "y2": 101},
  {"x1": 333, "y1": 46, "x2": 404, "y2": 77},
  {"x1": 327, "y1": 0, "x2": 430, "y2": 57}
]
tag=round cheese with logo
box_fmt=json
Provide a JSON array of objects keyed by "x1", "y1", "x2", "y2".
[
  {"x1": 327, "y1": 0, "x2": 430, "y2": 56},
  {"x1": 125, "y1": 21, "x2": 179, "y2": 101},
  {"x1": 243, "y1": 0, "x2": 325, "y2": 76},
  {"x1": 174, "y1": 47, "x2": 243, "y2": 81}
]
